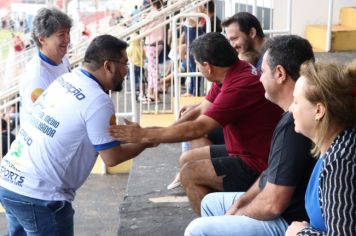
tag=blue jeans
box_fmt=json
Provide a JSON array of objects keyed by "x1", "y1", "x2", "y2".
[
  {"x1": 185, "y1": 56, "x2": 202, "y2": 96},
  {"x1": 184, "y1": 192, "x2": 288, "y2": 236},
  {"x1": 134, "y1": 65, "x2": 144, "y2": 92},
  {"x1": 0, "y1": 187, "x2": 74, "y2": 236}
]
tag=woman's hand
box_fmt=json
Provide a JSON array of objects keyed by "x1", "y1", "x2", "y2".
[{"x1": 285, "y1": 221, "x2": 309, "y2": 236}]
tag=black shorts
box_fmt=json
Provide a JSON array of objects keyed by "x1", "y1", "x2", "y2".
[
  {"x1": 207, "y1": 128, "x2": 225, "y2": 145},
  {"x1": 210, "y1": 145, "x2": 259, "y2": 192}
]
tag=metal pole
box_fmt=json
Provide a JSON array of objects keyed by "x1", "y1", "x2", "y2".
[
  {"x1": 129, "y1": 62, "x2": 138, "y2": 123},
  {"x1": 326, "y1": 0, "x2": 334, "y2": 52},
  {"x1": 252, "y1": 0, "x2": 257, "y2": 16},
  {"x1": 287, "y1": 0, "x2": 292, "y2": 34},
  {"x1": 172, "y1": 15, "x2": 179, "y2": 120},
  {"x1": 228, "y1": 0, "x2": 234, "y2": 16}
]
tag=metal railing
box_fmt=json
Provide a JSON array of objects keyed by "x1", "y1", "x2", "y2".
[{"x1": 172, "y1": 12, "x2": 211, "y2": 119}]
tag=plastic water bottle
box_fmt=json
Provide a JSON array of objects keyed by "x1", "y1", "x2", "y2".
[{"x1": 181, "y1": 141, "x2": 190, "y2": 153}]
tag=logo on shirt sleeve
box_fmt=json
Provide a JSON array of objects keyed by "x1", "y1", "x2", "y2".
[
  {"x1": 31, "y1": 88, "x2": 44, "y2": 102},
  {"x1": 10, "y1": 140, "x2": 23, "y2": 158}
]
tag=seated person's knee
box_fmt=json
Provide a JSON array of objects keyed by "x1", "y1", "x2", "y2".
[
  {"x1": 201, "y1": 193, "x2": 215, "y2": 209},
  {"x1": 184, "y1": 218, "x2": 207, "y2": 236},
  {"x1": 179, "y1": 150, "x2": 193, "y2": 166},
  {"x1": 180, "y1": 161, "x2": 198, "y2": 185}
]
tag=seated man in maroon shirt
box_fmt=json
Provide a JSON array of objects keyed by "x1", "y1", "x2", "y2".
[{"x1": 109, "y1": 32, "x2": 282, "y2": 215}]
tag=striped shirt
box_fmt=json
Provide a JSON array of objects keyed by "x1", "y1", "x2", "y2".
[{"x1": 297, "y1": 128, "x2": 356, "y2": 235}]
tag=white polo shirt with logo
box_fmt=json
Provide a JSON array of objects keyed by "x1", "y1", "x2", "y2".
[{"x1": 0, "y1": 68, "x2": 120, "y2": 201}]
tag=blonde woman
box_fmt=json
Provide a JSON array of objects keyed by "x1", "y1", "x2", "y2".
[{"x1": 287, "y1": 61, "x2": 356, "y2": 235}]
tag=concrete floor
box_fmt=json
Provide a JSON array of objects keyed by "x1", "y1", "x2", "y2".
[{"x1": 117, "y1": 143, "x2": 195, "y2": 236}]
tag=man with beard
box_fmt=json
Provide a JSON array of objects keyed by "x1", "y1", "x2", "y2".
[
  {"x1": 0, "y1": 35, "x2": 151, "y2": 236},
  {"x1": 222, "y1": 12, "x2": 266, "y2": 70}
]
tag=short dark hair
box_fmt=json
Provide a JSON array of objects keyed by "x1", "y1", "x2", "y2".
[
  {"x1": 205, "y1": 1, "x2": 215, "y2": 13},
  {"x1": 151, "y1": 0, "x2": 162, "y2": 9},
  {"x1": 32, "y1": 7, "x2": 72, "y2": 48},
  {"x1": 190, "y1": 32, "x2": 238, "y2": 67},
  {"x1": 221, "y1": 12, "x2": 264, "y2": 38},
  {"x1": 261, "y1": 35, "x2": 315, "y2": 81},
  {"x1": 84, "y1": 35, "x2": 128, "y2": 70}
]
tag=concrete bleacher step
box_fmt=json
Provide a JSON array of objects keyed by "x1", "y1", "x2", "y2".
[
  {"x1": 305, "y1": 7, "x2": 356, "y2": 52},
  {"x1": 340, "y1": 7, "x2": 356, "y2": 27},
  {"x1": 306, "y1": 24, "x2": 356, "y2": 52}
]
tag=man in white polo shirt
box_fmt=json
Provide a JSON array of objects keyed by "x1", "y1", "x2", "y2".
[{"x1": 0, "y1": 35, "x2": 150, "y2": 236}]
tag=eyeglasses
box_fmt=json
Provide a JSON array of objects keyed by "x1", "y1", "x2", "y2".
[{"x1": 108, "y1": 59, "x2": 129, "y2": 67}]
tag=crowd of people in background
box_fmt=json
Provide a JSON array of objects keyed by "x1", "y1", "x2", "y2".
[
  {"x1": 0, "y1": 0, "x2": 355, "y2": 235},
  {"x1": 1, "y1": 13, "x2": 31, "y2": 33}
]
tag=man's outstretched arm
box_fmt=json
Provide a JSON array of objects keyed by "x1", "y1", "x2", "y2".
[
  {"x1": 109, "y1": 115, "x2": 221, "y2": 144},
  {"x1": 99, "y1": 143, "x2": 152, "y2": 167}
]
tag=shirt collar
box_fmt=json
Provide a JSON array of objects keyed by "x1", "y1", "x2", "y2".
[{"x1": 80, "y1": 68, "x2": 106, "y2": 92}]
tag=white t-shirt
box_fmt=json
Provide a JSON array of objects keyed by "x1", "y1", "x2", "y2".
[
  {"x1": 20, "y1": 51, "x2": 71, "y2": 122},
  {"x1": 0, "y1": 69, "x2": 120, "y2": 201}
]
